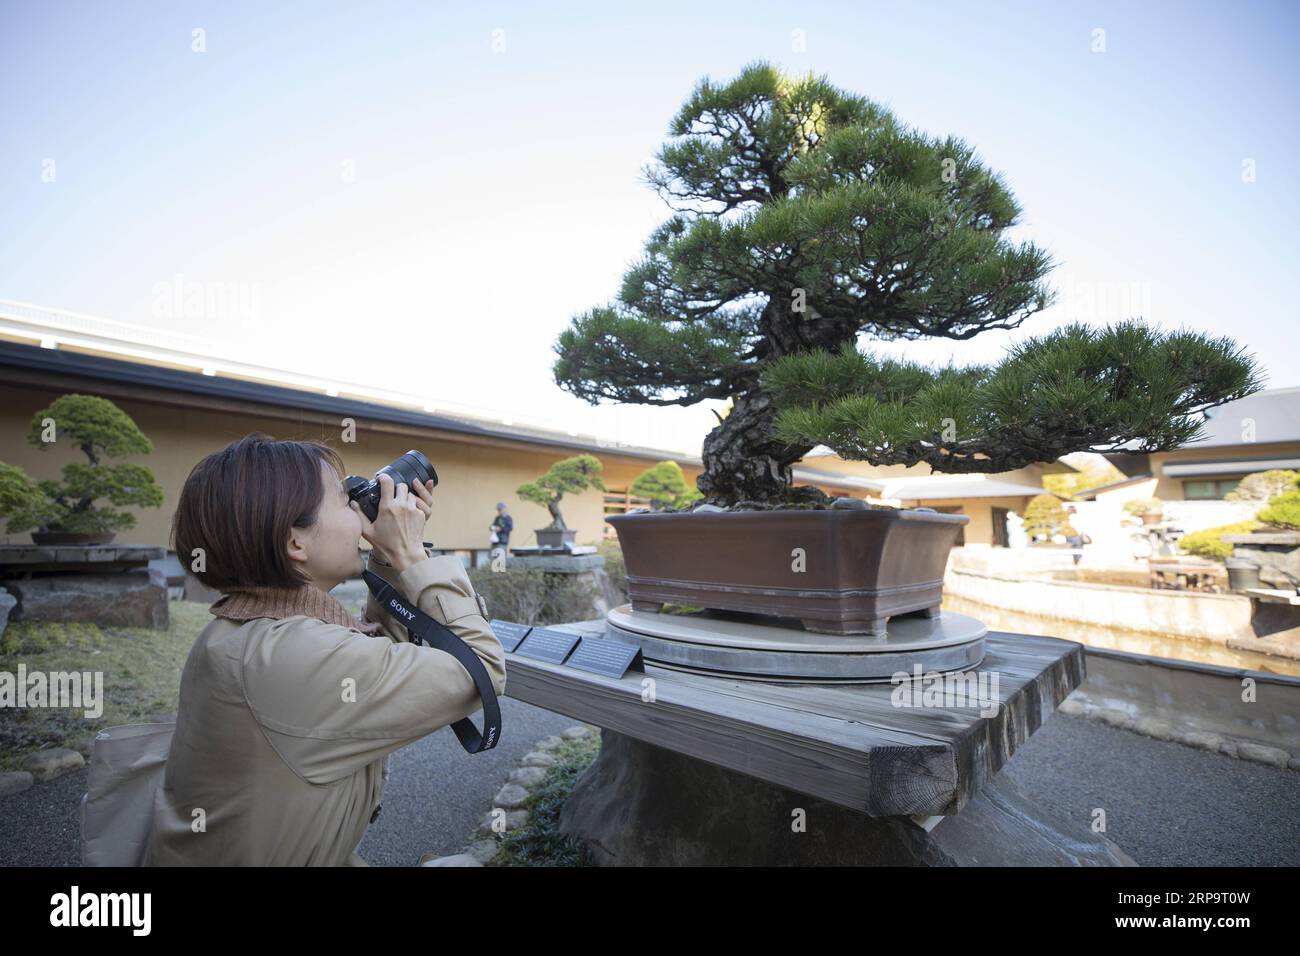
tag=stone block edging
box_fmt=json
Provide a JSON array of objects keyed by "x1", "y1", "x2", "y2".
[
  {"x1": 1056, "y1": 697, "x2": 1300, "y2": 771},
  {"x1": 417, "y1": 722, "x2": 599, "y2": 867}
]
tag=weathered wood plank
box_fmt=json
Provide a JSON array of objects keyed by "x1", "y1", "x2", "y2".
[{"x1": 501, "y1": 625, "x2": 1085, "y2": 817}]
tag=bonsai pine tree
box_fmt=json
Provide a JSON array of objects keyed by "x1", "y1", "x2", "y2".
[
  {"x1": 554, "y1": 63, "x2": 1261, "y2": 506},
  {"x1": 764, "y1": 325, "x2": 1259, "y2": 480},
  {"x1": 1022, "y1": 494, "x2": 1067, "y2": 541},
  {"x1": 516, "y1": 454, "x2": 607, "y2": 532},
  {"x1": 1226, "y1": 469, "x2": 1300, "y2": 504},
  {"x1": 1257, "y1": 475, "x2": 1300, "y2": 530},
  {"x1": 0, "y1": 394, "x2": 164, "y2": 535},
  {"x1": 631, "y1": 460, "x2": 704, "y2": 511},
  {"x1": 0, "y1": 461, "x2": 57, "y2": 532}
]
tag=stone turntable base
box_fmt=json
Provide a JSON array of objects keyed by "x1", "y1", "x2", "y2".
[{"x1": 606, "y1": 603, "x2": 986, "y2": 682}]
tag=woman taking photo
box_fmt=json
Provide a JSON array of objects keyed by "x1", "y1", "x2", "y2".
[{"x1": 143, "y1": 433, "x2": 506, "y2": 866}]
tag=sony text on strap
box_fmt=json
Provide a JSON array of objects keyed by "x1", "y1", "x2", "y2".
[{"x1": 361, "y1": 569, "x2": 502, "y2": 754}]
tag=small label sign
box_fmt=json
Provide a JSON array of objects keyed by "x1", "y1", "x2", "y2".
[
  {"x1": 514, "y1": 627, "x2": 580, "y2": 664},
  {"x1": 489, "y1": 619, "x2": 532, "y2": 653},
  {"x1": 566, "y1": 637, "x2": 644, "y2": 679}
]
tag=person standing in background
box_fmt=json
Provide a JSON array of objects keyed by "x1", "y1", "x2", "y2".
[{"x1": 490, "y1": 501, "x2": 513, "y2": 555}]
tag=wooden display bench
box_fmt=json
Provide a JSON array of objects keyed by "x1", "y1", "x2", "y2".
[
  {"x1": 500, "y1": 615, "x2": 1134, "y2": 866},
  {"x1": 1147, "y1": 558, "x2": 1226, "y2": 592}
]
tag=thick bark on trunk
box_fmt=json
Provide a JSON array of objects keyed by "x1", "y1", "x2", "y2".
[
  {"x1": 695, "y1": 301, "x2": 858, "y2": 506},
  {"x1": 696, "y1": 388, "x2": 826, "y2": 506}
]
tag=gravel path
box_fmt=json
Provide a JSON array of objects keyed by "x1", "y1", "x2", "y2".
[{"x1": 2, "y1": 708, "x2": 1296, "y2": 866}]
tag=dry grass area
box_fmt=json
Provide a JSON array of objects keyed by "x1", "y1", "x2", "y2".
[{"x1": 0, "y1": 601, "x2": 209, "y2": 770}]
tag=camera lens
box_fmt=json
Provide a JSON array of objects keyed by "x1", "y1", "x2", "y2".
[
  {"x1": 345, "y1": 451, "x2": 438, "y2": 522},
  {"x1": 377, "y1": 450, "x2": 438, "y2": 491}
]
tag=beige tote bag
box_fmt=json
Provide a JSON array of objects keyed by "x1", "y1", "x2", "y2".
[{"x1": 79, "y1": 721, "x2": 175, "y2": 866}]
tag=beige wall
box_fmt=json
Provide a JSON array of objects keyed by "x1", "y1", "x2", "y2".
[
  {"x1": 0, "y1": 380, "x2": 712, "y2": 552},
  {"x1": 896, "y1": 495, "x2": 1034, "y2": 546},
  {"x1": 1090, "y1": 477, "x2": 1160, "y2": 508},
  {"x1": 1148, "y1": 442, "x2": 1300, "y2": 500},
  {"x1": 3, "y1": 381, "x2": 893, "y2": 552}
]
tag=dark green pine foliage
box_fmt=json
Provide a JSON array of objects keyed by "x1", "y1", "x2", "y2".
[
  {"x1": 764, "y1": 322, "x2": 1259, "y2": 474},
  {"x1": 553, "y1": 62, "x2": 1260, "y2": 504}
]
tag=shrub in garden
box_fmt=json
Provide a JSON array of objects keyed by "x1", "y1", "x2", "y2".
[
  {"x1": 468, "y1": 567, "x2": 599, "y2": 626},
  {"x1": 597, "y1": 539, "x2": 628, "y2": 602},
  {"x1": 1178, "y1": 520, "x2": 1262, "y2": 560},
  {"x1": 1256, "y1": 477, "x2": 1300, "y2": 531},
  {"x1": 1226, "y1": 469, "x2": 1300, "y2": 504}
]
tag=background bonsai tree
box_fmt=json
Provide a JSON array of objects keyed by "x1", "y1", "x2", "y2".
[
  {"x1": 0, "y1": 394, "x2": 163, "y2": 536},
  {"x1": 1179, "y1": 520, "x2": 1262, "y2": 560},
  {"x1": 630, "y1": 461, "x2": 704, "y2": 511},
  {"x1": 516, "y1": 454, "x2": 607, "y2": 532},
  {"x1": 1022, "y1": 494, "x2": 1067, "y2": 542},
  {"x1": 0, "y1": 462, "x2": 58, "y2": 533},
  {"x1": 1226, "y1": 469, "x2": 1300, "y2": 504},
  {"x1": 1257, "y1": 475, "x2": 1300, "y2": 531},
  {"x1": 554, "y1": 62, "x2": 1261, "y2": 506},
  {"x1": 1120, "y1": 497, "x2": 1164, "y2": 523}
]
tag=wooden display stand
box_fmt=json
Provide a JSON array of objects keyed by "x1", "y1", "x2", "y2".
[{"x1": 500, "y1": 611, "x2": 1134, "y2": 866}]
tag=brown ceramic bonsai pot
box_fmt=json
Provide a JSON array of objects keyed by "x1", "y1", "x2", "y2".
[{"x1": 606, "y1": 506, "x2": 969, "y2": 636}]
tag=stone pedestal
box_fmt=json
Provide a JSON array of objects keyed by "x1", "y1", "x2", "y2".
[
  {"x1": 559, "y1": 729, "x2": 1134, "y2": 866},
  {"x1": 1226, "y1": 532, "x2": 1300, "y2": 590},
  {"x1": 505, "y1": 553, "x2": 623, "y2": 615},
  {"x1": 0, "y1": 544, "x2": 168, "y2": 629}
]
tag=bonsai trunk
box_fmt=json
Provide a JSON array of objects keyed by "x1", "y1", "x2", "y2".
[
  {"x1": 696, "y1": 388, "x2": 825, "y2": 506},
  {"x1": 697, "y1": 301, "x2": 858, "y2": 507},
  {"x1": 547, "y1": 500, "x2": 567, "y2": 531}
]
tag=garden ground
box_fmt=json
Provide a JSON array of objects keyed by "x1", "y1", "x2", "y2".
[{"x1": 3, "y1": 602, "x2": 1298, "y2": 867}]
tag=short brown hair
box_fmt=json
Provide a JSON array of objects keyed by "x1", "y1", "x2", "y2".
[{"x1": 173, "y1": 434, "x2": 347, "y2": 591}]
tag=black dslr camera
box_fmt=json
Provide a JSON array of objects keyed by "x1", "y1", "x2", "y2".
[{"x1": 344, "y1": 450, "x2": 438, "y2": 522}]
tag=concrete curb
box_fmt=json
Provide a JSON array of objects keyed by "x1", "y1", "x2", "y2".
[{"x1": 1057, "y1": 697, "x2": 1300, "y2": 771}]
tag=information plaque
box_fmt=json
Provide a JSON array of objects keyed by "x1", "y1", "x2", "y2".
[
  {"x1": 513, "y1": 626, "x2": 581, "y2": 664},
  {"x1": 488, "y1": 619, "x2": 532, "y2": 653},
  {"x1": 566, "y1": 636, "x2": 644, "y2": 679}
]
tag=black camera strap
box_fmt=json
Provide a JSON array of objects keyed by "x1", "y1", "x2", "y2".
[{"x1": 362, "y1": 570, "x2": 501, "y2": 754}]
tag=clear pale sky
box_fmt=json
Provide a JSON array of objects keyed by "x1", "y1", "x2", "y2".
[{"x1": 2, "y1": 0, "x2": 1297, "y2": 455}]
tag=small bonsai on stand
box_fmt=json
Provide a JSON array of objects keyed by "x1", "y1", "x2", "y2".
[
  {"x1": 1122, "y1": 497, "x2": 1165, "y2": 526},
  {"x1": 0, "y1": 394, "x2": 164, "y2": 544},
  {"x1": 517, "y1": 454, "x2": 607, "y2": 550}
]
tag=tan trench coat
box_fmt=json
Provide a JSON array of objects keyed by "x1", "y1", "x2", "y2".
[{"x1": 142, "y1": 553, "x2": 506, "y2": 866}]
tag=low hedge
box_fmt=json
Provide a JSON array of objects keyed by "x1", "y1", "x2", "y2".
[
  {"x1": 1177, "y1": 520, "x2": 1262, "y2": 560},
  {"x1": 467, "y1": 566, "x2": 599, "y2": 626}
]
